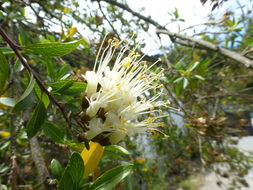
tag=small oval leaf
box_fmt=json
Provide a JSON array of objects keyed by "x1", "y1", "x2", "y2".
[{"x1": 51, "y1": 159, "x2": 63, "y2": 181}]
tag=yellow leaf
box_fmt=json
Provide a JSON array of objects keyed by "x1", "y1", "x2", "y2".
[
  {"x1": 81, "y1": 142, "x2": 104, "y2": 178},
  {"x1": 0, "y1": 131, "x2": 10, "y2": 138},
  {"x1": 135, "y1": 157, "x2": 145, "y2": 164},
  {"x1": 68, "y1": 27, "x2": 77, "y2": 36},
  {"x1": 63, "y1": 7, "x2": 69, "y2": 13}
]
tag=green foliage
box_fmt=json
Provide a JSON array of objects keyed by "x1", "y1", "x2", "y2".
[
  {"x1": 105, "y1": 145, "x2": 131, "y2": 155},
  {"x1": 51, "y1": 159, "x2": 64, "y2": 181},
  {"x1": 89, "y1": 164, "x2": 133, "y2": 190},
  {"x1": 59, "y1": 152, "x2": 85, "y2": 190},
  {"x1": 26, "y1": 101, "x2": 47, "y2": 138},
  {"x1": 0, "y1": 97, "x2": 16, "y2": 107},
  {"x1": 43, "y1": 121, "x2": 65, "y2": 144},
  {"x1": 23, "y1": 39, "x2": 84, "y2": 57},
  {"x1": 12, "y1": 76, "x2": 36, "y2": 112},
  {"x1": 0, "y1": 51, "x2": 9, "y2": 94}
]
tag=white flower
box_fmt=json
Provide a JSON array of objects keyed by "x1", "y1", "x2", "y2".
[{"x1": 81, "y1": 37, "x2": 168, "y2": 145}]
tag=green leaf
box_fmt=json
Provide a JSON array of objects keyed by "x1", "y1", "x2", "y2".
[
  {"x1": 34, "y1": 84, "x2": 50, "y2": 108},
  {"x1": 183, "y1": 78, "x2": 188, "y2": 89},
  {"x1": 90, "y1": 164, "x2": 133, "y2": 190},
  {"x1": 54, "y1": 80, "x2": 74, "y2": 93},
  {"x1": 187, "y1": 61, "x2": 199, "y2": 72},
  {"x1": 59, "y1": 171, "x2": 73, "y2": 190},
  {"x1": 58, "y1": 64, "x2": 72, "y2": 80},
  {"x1": 173, "y1": 77, "x2": 183, "y2": 83},
  {"x1": 68, "y1": 152, "x2": 84, "y2": 188},
  {"x1": 26, "y1": 101, "x2": 47, "y2": 138},
  {"x1": 14, "y1": 60, "x2": 24, "y2": 72},
  {"x1": 50, "y1": 80, "x2": 86, "y2": 96},
  {"x1": 59, "y1": 152, "x2": 84, "y2": 190},
  {"x1": 0, "y1": 47, "x2": 14, "y2": 55},
  {"x1": 24, "y1": 39, "x2": 83, "y2": 57},
  {"x1": 0, "y1": 97, "x2": 16, "y2": 107},
  {"x1": 18, "y1": 26, "x2": 30, "y2": 45},
  {"x1": 51, "y1": 159, "x2": 63, "y2": 181},
  {"x1": 45, "y1": 59, "x2": 56, "y2": 79},
  {"x1": 194, "y1": 75, "x2": 205, "y2": 80},
  {"x1": 0, "y1": 51, "x2": 10, "y2": 94},
  {"x1": 106, "y1": 145, "x2": 130, "y2": 155},
  {"x1": 43, "y1": 121, "x2": 64, "y2": 144},
  {"x1": 13, "y1": 76, "x2": 36, "y2": 112},
  {"x1": 124, "y1": 175, "x2": 134, "y2": 190}
]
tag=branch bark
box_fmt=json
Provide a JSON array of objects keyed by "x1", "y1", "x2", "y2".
[
  {"x1": 30, "y1": 136, "x2": 56, "y2": 190},
  {"x1": 0, "y1": 27, "x2": 71, "y2": 127},
  {"x1": 156, "y1": 29, "x2": 253, "y2": 68},
  {"x1": 97, "y1": 0, "x2": 253, "y2": 68}
]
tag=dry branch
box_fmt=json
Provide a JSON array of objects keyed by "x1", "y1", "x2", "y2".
[{"x1": 97, "y1": 0, "x2": 253, "y2": 68}]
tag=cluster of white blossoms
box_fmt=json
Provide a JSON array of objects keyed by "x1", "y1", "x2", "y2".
[{"x1": 81, "y1": 37, "x2": 167, "y2": 145}]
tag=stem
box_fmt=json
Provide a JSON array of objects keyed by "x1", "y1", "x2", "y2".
[{"x1": 0, "y1": 27, "x2": 71, "y2": 127}]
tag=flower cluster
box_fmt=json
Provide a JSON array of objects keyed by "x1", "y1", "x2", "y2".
[{"x1": 81, "y1": 37, "x2": 167, "y2": 145}]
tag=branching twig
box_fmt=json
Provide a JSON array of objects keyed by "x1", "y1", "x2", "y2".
[
  {"x1": 97, "y1": 1, "x2": 120, "y2": 39},
  {"x1": 92, "y1": 0, "x2": 163, "y2": 28},
  {"x1": 156, "y1": 29, "x2": 253, "y2": 68},
  {"x1": 0, "y1": 27, "x2": 71, "y2": 128},
  {"x1": 97, "y1": 0, "x2": 253, "y2": 68}
]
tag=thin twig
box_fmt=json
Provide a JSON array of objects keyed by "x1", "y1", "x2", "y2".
[
  {"x1": 97, "y1": 0, "x2": 253, "y2": 68},
  {"x1": 156, "y1": 29, "x2": 253, "y2": 68},
  {"x1": 97, "y1": 1, "x2": 120, "y2": 39},
  {"x1": 0, "y1": 27, "x2": 71, "y2": 128},
  {"x1": 30, "y1": 136, "x2": 56, "y2": 190},
  {"x1": 10, "y1": 115, "x2": 19, "y2": 190}
]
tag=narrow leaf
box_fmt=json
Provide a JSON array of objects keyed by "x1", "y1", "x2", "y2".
[
  {"x1": 50, "y1": 80, "x2": 86, "y2": 95},
  {"x1": 0, "y1": 97, "x2": 16, "y2": 107},
  {"x1": 106, "y1": 145, "x2": 130, "y2": 155},
  {"x1": 59, "y1": 171, "x2": 73, "y2": 190},
  {"x1": 59, "y1": 152, "x2": 84, "y2": 190},
  {"x1": 194, "y1": 75, "x2": 205, "y2": 80},
  {"x1": 43, "y1": 121, "x2": 64, "y2": 144},
  {"x1": 0, "y1": 51, "x2": 10, "y2": 94},
  {"x1": 68, "y1": 152, "x2": 85, "y2": 188},
  {"x1": 90, "y1": 164, "x2": 133, "y2": 190},
  {"x1": 51, "y1": 159, "x2": 63, "y2": 181},
  {"x1": 188, "y1": 61, "x2": 199, "y2": 72},
  {"x1": 13, "y1": 76, "x2": 36, "y2": 112},
  {"x1": 26, "y1": 101, "x2": 47, "y2": 138},
  {"x1": 183, "y1": 78, "x2": 189, "y2": 89},
  {"x1": 24, "y1": 39, "x2": 83, "y2": 57}
]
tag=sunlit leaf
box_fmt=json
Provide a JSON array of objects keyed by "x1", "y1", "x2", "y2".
[
  {"x1": 106, "y1": 145, "x2": 130, "y2": 155},
  {"x1": 23, "y1": 39, "x2": 83, "y2": 57},
  {"x1": 90, "y1": 164, "x2": 133, "y2": 190},
  {"x1": 0, "y1": 97, "x2": 16, "y2": 107}
]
